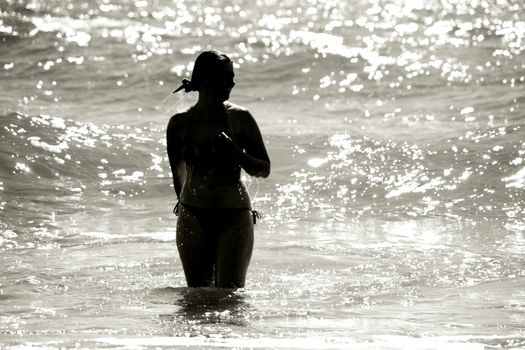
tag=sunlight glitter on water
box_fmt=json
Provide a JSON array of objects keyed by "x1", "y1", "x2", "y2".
[{"x1": 1, "y1": 0, "x2": 525, "y2": 348}]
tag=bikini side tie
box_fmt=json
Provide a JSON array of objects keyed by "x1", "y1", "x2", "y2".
[{"x1": 251, "y1": 210, "x2": 261, "y2": 224}]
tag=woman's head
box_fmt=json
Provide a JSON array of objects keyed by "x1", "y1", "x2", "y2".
[{"x1": 176, "y1": 51, "x2": 235, "y2": 102}]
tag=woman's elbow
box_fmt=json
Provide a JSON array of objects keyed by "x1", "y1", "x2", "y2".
[
  {"x1": 254, "y1": 161, "x2": 271, "y2": 178},
  {"x1": 257, "y1": 169, "x2": 270, "y2": 178}
]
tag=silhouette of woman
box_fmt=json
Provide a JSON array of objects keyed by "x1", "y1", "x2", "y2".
[{"x1": 167, "y1": 51, "x2": 270, "y2": 289}]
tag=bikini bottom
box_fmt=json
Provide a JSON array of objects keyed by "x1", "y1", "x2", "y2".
[{"x1": 174, "y1": 202, "x2": 261, "y2": 224}]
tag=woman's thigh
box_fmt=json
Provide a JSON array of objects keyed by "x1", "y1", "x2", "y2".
[
  {"x1": 215, "y1": 209, "x2": 254, "y2": 288},
  {"x1": 176, "y1": 205, "x2": 216, "y2": 287}
]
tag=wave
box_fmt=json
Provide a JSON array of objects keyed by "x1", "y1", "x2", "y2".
[
  {"x1": 0, "y1": 112, "x2": 166, "y2": 180},
  {"x1": 2, "y1": 112, "x2": 524, "y2": 228},
  {"x1": 0, "y1": 112, "x2": 171, "y2": 239},
  {"x1": 271, "y1": 125, "x2": 525, "y2": 225}
]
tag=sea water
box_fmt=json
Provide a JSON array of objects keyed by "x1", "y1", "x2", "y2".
[{"x1": 0, "y1": 0, "x2": 524, "y2": 348}]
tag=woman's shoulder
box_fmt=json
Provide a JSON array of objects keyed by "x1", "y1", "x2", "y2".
[
  {"x1": 169, "y1": 108, "x2": 191, "y2": 122},
  {"x1": 168, "y1": 109, "x2": 192, "y2": 131},
  {"x1": 224, "y1": 102, "x2": 255, "y2": 125},
  {"x1": 225, "y1": 101, "x2": 250, "y2": 115},
  {"x1": 224, "y1": 102, "x2": 261, "y2": 142}
]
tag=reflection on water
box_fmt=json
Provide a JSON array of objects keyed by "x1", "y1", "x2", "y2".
[{"x1": 152, "y1": 287, "x2": 252, "y2": 336}]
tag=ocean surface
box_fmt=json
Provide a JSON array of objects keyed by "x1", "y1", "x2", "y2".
[{"x1": 1, "y1": 0, "x2": 524, "y2": 348}]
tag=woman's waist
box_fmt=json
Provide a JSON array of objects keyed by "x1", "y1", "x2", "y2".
[
  {"x1": 180, "y1": 181, "x2": 251, "y2": 209},
  {"x1": 186, "y1": 164, "x2": 240, "y2": 180}
]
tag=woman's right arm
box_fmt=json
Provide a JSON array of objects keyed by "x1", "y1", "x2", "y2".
[
  {"x1": 224, "y1": 109, "x2": 270, "y2": 178},
  {"x1": 166, "y1": 114, "x2": 186, "y2": 198}
]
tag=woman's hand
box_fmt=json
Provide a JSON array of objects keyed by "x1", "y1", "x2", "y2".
[
  {"x1": 218, "y1": 131, "x2": 233, "y2": 143},
  {"x1": 218, "y1": 131, "x2": 242, "y2": 155},
  {"x1": 219, "y1": 128, "x2": 270, "y2": 178}
]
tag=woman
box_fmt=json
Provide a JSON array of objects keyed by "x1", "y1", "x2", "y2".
[{"x1": 167, "y1": 51, "x2": 271, "y2": 289}]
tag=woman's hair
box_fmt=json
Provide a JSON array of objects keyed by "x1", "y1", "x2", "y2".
[{"x1": 174, "y1": 51, "x2": 232, "y2": 93}]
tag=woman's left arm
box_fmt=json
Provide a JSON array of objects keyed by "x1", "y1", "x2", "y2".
[
  {"x1": 223, "y1": 110, "x2": 270, "y2": 178},
  {"x1": 166, "y1": 114, "x2": 187, "y2": 198}
]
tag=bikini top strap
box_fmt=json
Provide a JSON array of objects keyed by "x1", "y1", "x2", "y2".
[
  {"x1": 223, "y1": 105, "x2": 241, "y2": 169},
  {"x1": 182, "y1": 105, "x2": 237, "y2": 166},
  {"x1": 183, "y1": 107, "x2": 195, "y2": 145},
  {"x1": 223, "y1": 103, "x2": 236, "y2": 141},
  {"x1": 185, "y1": 104, "x2": 232, "y2": 143}
]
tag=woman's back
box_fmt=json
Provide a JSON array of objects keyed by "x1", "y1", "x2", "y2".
[{"x1": 168, "y1": 103, "x2": 252, "y2": 209}]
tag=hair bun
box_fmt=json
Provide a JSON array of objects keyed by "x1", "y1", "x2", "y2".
[{"x1": 173, "y1": 78, "x2": 195, "y2": 93}]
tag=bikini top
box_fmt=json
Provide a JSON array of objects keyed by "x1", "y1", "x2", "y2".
[
  {"x1": 181, "y1": 106, "x2": 240, "y2": 174},
  {"x1": 176, "y1": 105, "x2": 257, "y2": 218}
]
